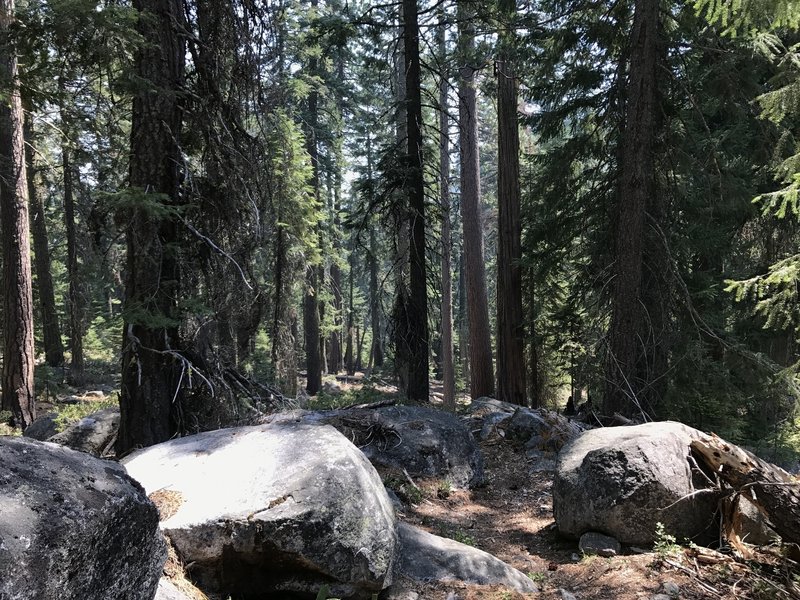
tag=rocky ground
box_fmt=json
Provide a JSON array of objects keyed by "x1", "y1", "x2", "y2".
[
  {"x1": 388, "y1": 411, "x2": 799, "y2": 600},
  {"x1": 5, "y1": 370, "x2": 799, "y2": 600}
]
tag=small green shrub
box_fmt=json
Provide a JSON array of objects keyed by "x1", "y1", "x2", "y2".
[{"x1": 653, "y1": 522, "x2": 682, "y2": 558}]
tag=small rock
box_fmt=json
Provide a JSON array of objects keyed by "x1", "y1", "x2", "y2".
[
  {"x1": 47, "y1": 407, "x2": 120, "y2": 456},
  {"x1": 661, "y1": 581, "x2": 680, "y2": 596},
  {"x1": 579, "y1": 531, "x2": 622, "y2": 557},
  {"x1": 506, "y1": 409, "x2": 549, "y2": 442},
  {"x1": 560, "y1": 589, "x2": 578, "y2": 600},
  {"x1": 154, "y1": 579, "x2": 194, "y2": 600},
  {"x1": 480, "y1": 412, "x2": 512, "y2": 441},
  {"x1": 570, "y1": 553, "x2": 581, "y2": 562},
  {"x1": 22, "y1": 412, "x2": 59, "y2": 441},
  {"x1": 651, "y1": 595, "x2": 671, "y2": 600}
]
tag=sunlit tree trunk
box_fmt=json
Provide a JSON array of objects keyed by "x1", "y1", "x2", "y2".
[
  {"x1": 496, "y1": 0, "x2": 526, "y2": 405},
  {"x1": 0, "y1": 0, "x2": 35, "y2": 429},
  {"x1": 59, "y1": 86, "x2": 85, "y2": 385},
  {"x1": 438, "y1": 20, "x2": 456, "y2": 410},
  {"x1": 458, "y1": 0, "x2": 494, "y2": 399},
  {"x1": 23, "y1": 102, "x2": 64, "y2": 368}
]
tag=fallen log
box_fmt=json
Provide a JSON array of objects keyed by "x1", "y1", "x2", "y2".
[{"x1": 691, "y1": 433, "x2": 800, "y2": 545}]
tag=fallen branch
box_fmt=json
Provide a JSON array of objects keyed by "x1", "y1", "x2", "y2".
[{"x1": 691, "y1": 433, "x2": 800, "y2": 545}]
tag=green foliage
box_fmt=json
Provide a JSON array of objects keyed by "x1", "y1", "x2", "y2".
[
  {"x1": 653, "y1": 522, "x2": 682, "y2": 558},
  {"x1": 383, "y1": 476, "x2": 423, "y2": 505},
  {"x1": 726, "y1": 256, "x2": 800, "y2": 332},
  {"x1": 527, "y1": 571, "x2": 547, "y2": 584},
  {"x1": 306, "y1": 384, "x2": 391, "y2": 411},
  {"x1": 694, "y1": 0, "x2": 800, "y2": 35},
  {"x1": 437, "y1": 525, "x2": 475, "y2": 547},
  {"x1": 53, "y1": 395, "x2": 119, "y2": 433}
]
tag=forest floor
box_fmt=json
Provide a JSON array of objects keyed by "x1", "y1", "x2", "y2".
[
  {"x1": 9, "y1": 366, "x2": 799, "y2": 600},
  {"x1": 319, "y1": 375, "x2": 800, "y2": 600}
]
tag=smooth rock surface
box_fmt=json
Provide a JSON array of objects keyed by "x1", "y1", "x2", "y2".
[
  {"x1": 395, "y1": 522, "x2": 538, "y2": 593},
  {"x1": 47, "y1": 407, "x2": 119, "y2": 456},
  {"x1": 123, "y1": 422, "x2": 396, "y2": 599},
  {"x1": 554, "y1": 422, "x2": 719, "y2": 546},
  {"x1": 154, "y1": 579, "x2": 195, "y2": 600},
  {"x1": 0, "y1": 437, "x2": 165, "y2": 600}
]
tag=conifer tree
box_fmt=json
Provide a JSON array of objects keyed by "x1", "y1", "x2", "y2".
[
  {"x1": 0, "y1": 0, "x2": 35, "y2": 429},
  {"x1": 118, "y1": 0, "x2": 186, "y2": 452}
]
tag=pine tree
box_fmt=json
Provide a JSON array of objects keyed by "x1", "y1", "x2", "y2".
[
  {"x1": 496, "y1": 0, "x2": 527, "y2": 405},
  {"x1": 118, "y1": 0, "x2": 186, "y2": 452},
  {"x1": 0, "y1": 0, "x2": 36, "y2": 429},
  {"x1": 458, "y1": 0, "x2": 494, "y2": 399}
]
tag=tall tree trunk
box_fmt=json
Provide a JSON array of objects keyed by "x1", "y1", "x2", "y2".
[
  {"x1": 368, "y1": 137, "x2": 384, "y2": 369},
  {"x1": 403, "y1": 0, "x2": 429, "y2": 402},
  {"x1": 438, "y1": 20, "x2": 456, "y2": 411},
  {"x1": 604, "y1": 0, "x2": 659, "y2": 417},
  {"x1": 23, "y1": 102, "x2": 64, "y2": 367},
  {"x1": 392, "y1": 2, "x2": 412, "y2": 393},
  {"x1": 458, "y1": 0, "x2": 494, "y2": 399},
  {"x1": 496, "y1": 0, "x2": 526, "y2": 405},
  {"x1": 118, "y1": 0, "x2": 185, "y2": 453},
  {"x1": 304, "y1": 264, "x2": 322, "y2": 394},
  {"x1": 527, "y1": 276, "x2": 541, "y2": 408},
  {"x1": 303, "y1": 0, "x2": 322, "y2": 395},
  {"x1": 345, "y1": 244, "x2": 355, "y2": 376},
  {"x1": 329, "y1": 54, "x2": 345, "y2": 376},
  {"x1": 59, "y1": 92, "x2": 85, "y2": 385},
  {"x1": 0, "y1": 0, "x2": 35, "y2": 429},
  {"x1": 457, "y1": 247, "x2": 470, "y2": 390}
]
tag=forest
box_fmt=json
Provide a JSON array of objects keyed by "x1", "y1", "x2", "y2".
[{"x1": 0, "y1": 0, "x2": 799, "y2": 463}]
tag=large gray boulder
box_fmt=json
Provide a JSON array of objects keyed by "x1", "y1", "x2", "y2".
[
  {"x1": 553, "y1": 422, "x2": 719, "y2": 546},
  {"x1": 123, "y1": 422, "x2": 396, "y2": 599},
  {"x1": 394, "y1": 523, "x2": 538, "y2": 593},
  {"x1": 321, "y1": 405, "x2": 485, "y2": 489},
  {"x1": 47, "y1": 407, "x2": 120, "y2": 456},
  {"x1": 0, "y1": 437, "x2": 165, "y2": 600}
]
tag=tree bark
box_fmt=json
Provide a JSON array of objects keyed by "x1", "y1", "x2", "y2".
[
  {"x1": 0, "y1": 0, "x2": 35, "y2": 429},
  {"x1": 496, "y1": 0, "x2": 526, "y2": 405},
  {"x1": 23, "y1": 103, "x2": 64, "y2": 367},
  {"x1": 458, "y1": 0, "x2": 494, "y2": 399},
  {"x1": 403, "y1": 0, "x2": 429, "y2": 402},
  {"x1": 604, "y1": 0, "x2": 659, "y2": 417},
  {"x1": 691, "y1": 434, "x2": 800, "y2": 545},
  {"x1": 369, "y1": 231, "x2": 384, "y2": 368},
  {"x1": 117, "y1": 0, "x2": 185, "y2": 453},
  {"x1": 345, "y1": 244, "x2": 355, "y2": 376},
  {"x1": 59, "y1": 89, "x2": 85, "y2": 385},
  {"x1": 438, "y1": 20, "x2": 456, "y2": 411},
  {"x1": 303, "y1": 0, "x2": 322, "y2": 395},
  {"x1": 457, "y1": 247, "x2": 470, "y2": 390}
]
